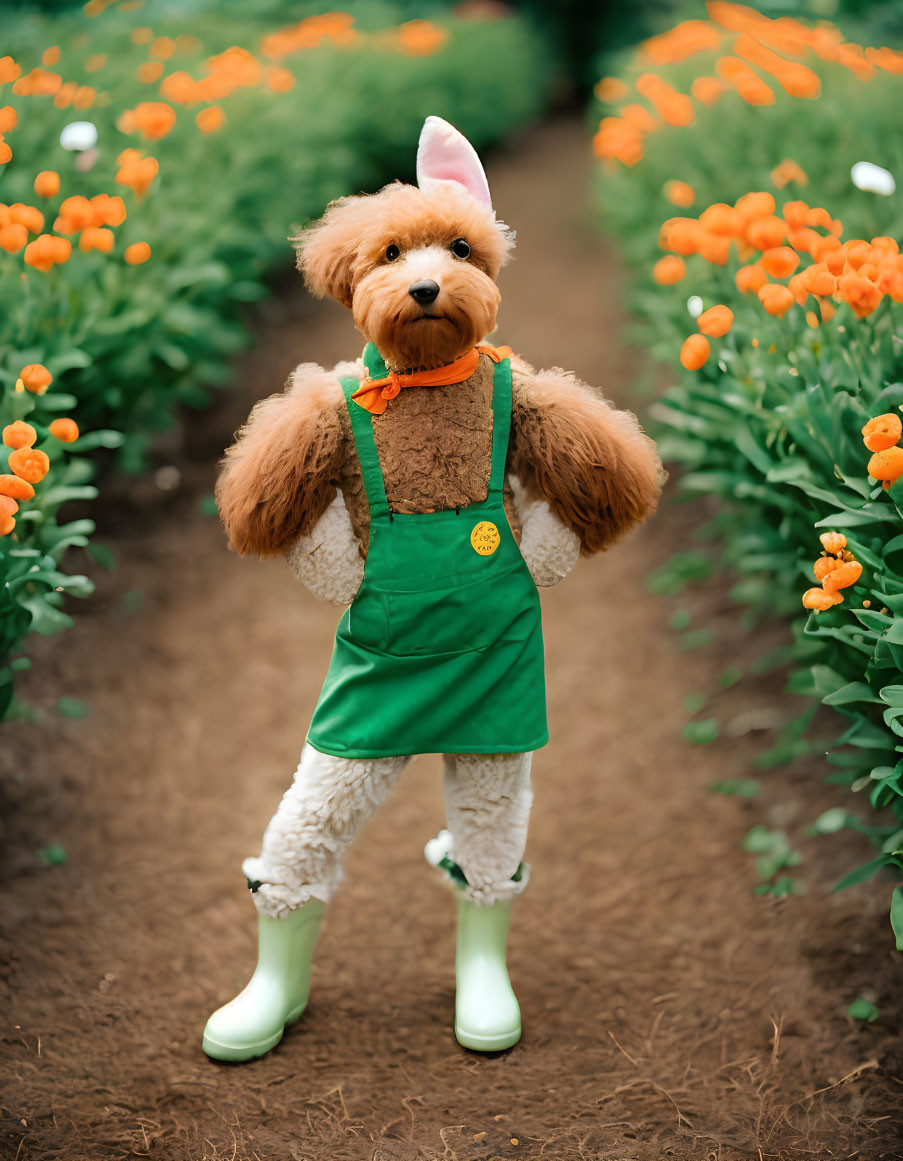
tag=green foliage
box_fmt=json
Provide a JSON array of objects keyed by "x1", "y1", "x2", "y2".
[
  {"x1": 0, "y1": 3, "x2": 547, "y2": 718},
  {"x1": 848, "y1": 996, "x2": 880, "y2": 1021},
  {"x1": 593, "y1": 8, "x2": 903, "y2": 932}
]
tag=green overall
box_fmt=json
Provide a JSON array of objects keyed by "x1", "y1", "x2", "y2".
[{"x1": 305, "y1": 343, "x2": 548, "y2": 759}]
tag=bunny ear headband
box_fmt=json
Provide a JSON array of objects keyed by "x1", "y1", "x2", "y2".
[{"x1": 416, "y1": 115, "x2": 492, "y2": 208}]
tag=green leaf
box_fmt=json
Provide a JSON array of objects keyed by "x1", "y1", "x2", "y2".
[
  {"x1": 37, "y1": 844, "x2": 67, "y2": 867},
  {"x1": 683, "y1": 718, "x2": 719, "y2": 745},
  {"x1": 811, "y1": 808, "x2": 847, "y2": 834},
  {"x1": 833, "y1": 853, "x2": 898, "y2": 891},
  {"x1": 891, "y1": 886, "x2": 903, "y2": 951},
  {"x1": 57, "y1": 697, "x2": 89, "y2": 719},
  {"x1": 710, "y1": 779, "x2": 759, "y2": 797},
  {"x1": 87, "y1": 542, "x2": 116, "y2": 570},
  {"x1": 848, "y1": 997, "x2": 879, "y2": 1022},
  {"x1": 684, "y1": 692, "x2": 707, "y2": 714}
]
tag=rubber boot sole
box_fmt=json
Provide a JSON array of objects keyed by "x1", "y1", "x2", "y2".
[
  {"x1": 455, "y1": 1021, "x2": 522, "y2": 1053},
  {"x1": 202, "y1": 1001, "x2": 307, "y2": 1063}
]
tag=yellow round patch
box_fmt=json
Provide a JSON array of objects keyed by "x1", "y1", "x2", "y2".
[{"x1": 471, "y1": 521, "x2": 500, "y2": 556}]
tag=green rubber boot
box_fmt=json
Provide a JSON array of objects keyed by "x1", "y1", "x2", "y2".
[
  {"x1": 202, "y1": 898, "x2": 325, "y2": 1062},
  {"x1": 454, "y1": 893, "x2": 521, "y2": 1052}
]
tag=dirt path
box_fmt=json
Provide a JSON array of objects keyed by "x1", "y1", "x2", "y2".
[{"x1": 3, "y1": 119, "x2": 902, "y2": 1161}]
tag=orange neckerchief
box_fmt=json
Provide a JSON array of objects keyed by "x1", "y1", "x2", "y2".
[{"x1": 351, "y1": 343, "x2": 514, "y2": 416}]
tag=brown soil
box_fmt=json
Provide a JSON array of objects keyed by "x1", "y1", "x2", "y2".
[{"x1": 2, "y1": 119, "x2": 903, "y2": 1161}]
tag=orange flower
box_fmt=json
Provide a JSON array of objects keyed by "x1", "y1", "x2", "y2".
[
  {"x1": 196, "y1": 106, "x2": 225, "y2": 134},
  {"x1": 813, "y1": 556, "x2": 841, "y2": 582},
  {"x1": 787, "y1": 273, "x2": 809, "y2": 305},
  {"x1": 0, "y1": 142, "x2": 12, "y2": 165},
  {"x1": 760, "y1": 246, "x2": 799, "y2": 278},
  {"x1": 690, "y1": 76, "x2": 724, "y2": 105},
  {"x1": 266, "y1": 66, "x2": 295, "y2": 93},
  {"x1": 822, "y1": 560, "x2": 863, "y2": 593},
  {"x1": 839, "y1": 274, "x2": 882, "y2": 318},
  {"x1": 397, "y1": 20, "x2": 449, "y2": 57},
  {"x1": 0, "y1": 58, "x2": 21, "y2": 85},
  {"x1": 698, "y1": 232, "x2": 731, "y2": 265},
  {"x1": 25, "y1": 233, "x2": 71, "y2": 272},
  {"x1": 699, "y1": 203, "x2": 743, "y2": 236},
  {"x1": 664, "y1": 180, "x2": 695, "y2": 207},
  {"x1": 2, "y1": 421, "x2": 36, "y2": 450},
  {"x1": 9, "y1": 204, "x2": 44, "y2": 233},
  {"x1": 819, "y1": 532, "x2": 847, "y2": 555},
  {"x1": 868, "y1": 446, "x2": 903, "y2": 484},
  {"x1": 786, "y1": 226, "x2": 822, "y2": 255},
  {"x1": 782, "y1": 201, "x2": 809, "y2": 229},
  {"x1": 680, "y1": 333, "x2": 710, "y2": 370},
  {"x1": 652, "y1": 255, "x2": 686, "y2": 285},
  {"x1": 758, "y1": 283, "x2": 795, "y2": 316},
  {"x1": 802, "y1": 587, "x2": 843, "y2": 611},
  {"x1": 772, "y1": 160, "x2": 808, "y2": 189},
  {"x1": 118, "y1": 101, "x2": 176, "y2": 140},
  {"x1": 0, "y1": 497, "x2": 16, "y2": 535},
  {"x1": 150, "y1": 35, "x2": 175, "y2": 61},
  {"x1": 42, "y1": 46, "x2": 60, "y2": 67},
  {"x1": 0, "y1": 105, "x2": 17, "y2": 133},
  {"x1": 8, "y1": 447, "x2": 49, "y2": 484},
  {"x1": 820, "y1": 300, "x2": 837, "y2": 322},
  {"x1": 115, "y1": 154, "x2": 159, "y2": 198},
  {"x1": 54, "y1": 195, "x2": 93, "y2": 232},
  {"x1": 138, "y1": 61, "x2": 164, "y2": 84},
  {"x1": 73, "y1": 86, "x2": 96, "y2": 110},
  {"x1": 125, "y1": 241, "x2": 151, "y2": 265},
  {"x1": 79, "y1": 226, "x2": 114, "y2": 253},
  {"x1": 19, "y1": 363, "x2": 52, "y2": 394},
  {"x1": 660, "y1": 217, "x2": 703, "y2": 256},
  {"x1": 33, "y1": 170, "x2": 60, "y2": 198},
  {"x1": 805, "y1": 310, "x2": 819, "y2": 329},
  {"x1": 746, "y1": 215, "x2": 787, "y2": 250},
  {"x1": 13, "y1": 68, "x2": 62, "y2": 97},
  {"x1": 0, "y1": 223, "x2": 27, "y2": 252},
  {"x1": 48, "y1": 418, "x2": 79, "y2": 442},
  {"x1": 91, "y1": 194, "x2": 126, "y2": 227},
  {"x1": 862, "y1": 414, "x2": 902, "y2": 453},
  {"x1": 735, "y1": 263, "x2": 768, "y2": 294},
  {"x1": 734, "y1": 35, "x2": 821, "y2": 99},
  {"x1": 85, "y1": 53, "x2": 107, "y2": 73},
  {"x1": 735, "y1": 191, "x2": 775, "y2": 221},
  {"x1": 716, "y1": 56, "x2": 775, "y2": 105},
  {"x1": 595, "y1": 77, "x2": 629, "y2": 102},
  {"x1": 800, "y1": 263, "x2": 836, "y2": 297},
  {"x1": 0, "y1": 474, "x2": 34, "y2": 500},
  {"x1": 697, "y1": 305, "x2": 734, "y2": 337},
  {"x1": 636, "y1": 73, "x2": 695, "y2": 126}
]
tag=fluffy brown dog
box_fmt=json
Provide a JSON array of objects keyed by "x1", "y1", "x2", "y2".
[
  {"x1": 216, "y1": 156, "x2": 662, "y2": 562},
  {"x1": 203, "y1": 118, "x2": 664, "y2": 1065}
]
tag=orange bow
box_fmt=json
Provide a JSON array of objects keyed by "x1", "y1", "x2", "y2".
[{"x1": 351, "y1": 344, "x2": 514, "y2": 416}]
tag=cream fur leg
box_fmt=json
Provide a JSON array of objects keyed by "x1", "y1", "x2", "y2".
[
  {"x1": 508, "y1": 474, "x2": 580, "y2": 587},
  {"x1": 243, "y1": 744, "x2": 408, "y2": 919},
  {"x1": 441, "y1": 751, "x2": 533, "y2": 905}
]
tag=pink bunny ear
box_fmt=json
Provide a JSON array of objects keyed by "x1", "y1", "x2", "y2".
[{"x1": 416, "y1": 116, "x2": 492, "y2": 208}]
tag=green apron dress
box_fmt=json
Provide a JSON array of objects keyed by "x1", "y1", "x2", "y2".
[{"x1": 305, "y1": 344, "x2": 548, "y2": 759}]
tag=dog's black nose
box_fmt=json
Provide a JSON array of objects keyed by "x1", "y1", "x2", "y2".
[{"x1": 408, "y1": 279, "x2": 440, "y2": 306}]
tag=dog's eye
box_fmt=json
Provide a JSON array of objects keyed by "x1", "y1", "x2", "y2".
[
  {"x1": 385, "y1": 244, "x2": 400, "y2": 262},
  {"x1": 450, "y1": 238, "x2": 471, "y2": 260}
]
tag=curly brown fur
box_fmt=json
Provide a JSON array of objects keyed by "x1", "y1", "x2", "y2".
[
  {"x1": 509, "y1": 359, "x2": 664, "y2": 554},
  {"x1": 216, "y1": 365, "x2": 346, "y2": 557},
  {"x1": 295, "y1": 182, "x2": 513, "y2": 371}
]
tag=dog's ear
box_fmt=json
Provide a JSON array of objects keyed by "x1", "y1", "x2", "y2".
[
  {"x1": 417, "y1": 116, "x2": 492, "y2": 208},
  {"x1": 293, "y1": 197, "x2": 361, "y2": 308}
]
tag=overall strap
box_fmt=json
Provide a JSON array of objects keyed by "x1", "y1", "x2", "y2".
[
  {"x1": 339, "y1": 376, "x2": 390, "y2": 519},
  {"x1": 487, "y1": 355, "x2": 513, "y2": 497}
]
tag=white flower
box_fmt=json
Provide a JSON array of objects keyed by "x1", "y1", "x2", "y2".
[
  {"x1": 60, "y1": 121, "x2": 98, "y2": 152},
  {"x1": 851, "y1": 161, "x2": 895, "y2": 196},
  {"x1": 687, "y1": 295, "x2": 704, "y2": 319}
]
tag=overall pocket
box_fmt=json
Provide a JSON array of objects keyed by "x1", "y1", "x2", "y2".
[{"x1": 383, "y1": 565, "x2": 535, "y2": 658}]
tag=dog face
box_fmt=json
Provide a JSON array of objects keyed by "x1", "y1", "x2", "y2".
[{"x1": 297, "y1": 182, "x2": 514, "y2": 370}]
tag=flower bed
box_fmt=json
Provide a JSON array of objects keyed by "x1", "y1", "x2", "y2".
[
  {"x1": 592, "y1": 1, "x2": 903, "y2": 939},
  {"x1": 0, "y1": 2, "x2": 546, "y2": 719}
]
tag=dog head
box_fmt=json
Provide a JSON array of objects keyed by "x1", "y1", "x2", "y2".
[{"x1": 295, "y1": 117, "x2": 514, "y2": 371}]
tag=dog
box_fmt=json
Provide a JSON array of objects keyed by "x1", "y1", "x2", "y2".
[{"x1": 203, "y1": 117, "x2": 663, "y2": 1061}]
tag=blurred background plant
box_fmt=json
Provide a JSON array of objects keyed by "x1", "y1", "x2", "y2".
[{"x1": 591, "y1": 0, "x2": 903, "y2": 935}]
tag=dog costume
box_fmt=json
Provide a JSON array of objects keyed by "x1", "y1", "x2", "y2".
[{"x1": 204, "y1": 117, "x2": 663, "y2": 1060}]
